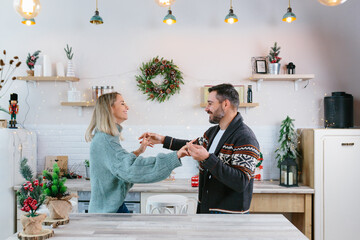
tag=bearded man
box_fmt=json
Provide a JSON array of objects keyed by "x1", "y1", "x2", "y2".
[{"x1": 140, "y1": 83, "x2": 260, "y2": 214}]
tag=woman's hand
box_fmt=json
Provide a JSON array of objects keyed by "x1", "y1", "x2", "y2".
[
  {"x1": 133, "y1": 137, "x2": 153, "y2": 156},
  {"x1": 176, "y1": 145, "x2": 190, "y2": 159},
  {"x1": 139, "y1": 132, "x2": 165, "y2": 145}
]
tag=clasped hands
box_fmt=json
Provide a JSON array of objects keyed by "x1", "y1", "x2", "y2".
[{"x1": 139, "y1": 133, "x2": 210, "y2": 161}]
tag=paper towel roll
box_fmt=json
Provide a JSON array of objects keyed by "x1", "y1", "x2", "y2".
[{"x1": 43, "y1": 55, "x2": 52, "y2": 76}]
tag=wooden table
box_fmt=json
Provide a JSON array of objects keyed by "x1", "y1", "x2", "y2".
[
  {"x1": 14, "y1": 179, "x2": 314, "y2": 239},
  {"x1": 7, "y1": 213, "x2": 308, "y2": 240}
]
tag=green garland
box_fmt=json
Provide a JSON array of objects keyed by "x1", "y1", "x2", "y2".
[{"x1": 136, "y1": 57, "x2": 184, "y2": 103}]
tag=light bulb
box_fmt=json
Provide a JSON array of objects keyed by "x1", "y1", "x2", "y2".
[
  {"x1": 155, "y1": 0, "x2": 176, "y2": 7},
  {"x1": 165, "y1": 19, "x2": 175, "y2": 25},
  {"x1": 227, "y1": 18, "x2": 235, "y2": 24},
  {"x1": 318, "y1": 0, "x2": 347, "y2": 6},
  {"x1": 14, "y1": 0, "x2": 41, "y2": 19}
]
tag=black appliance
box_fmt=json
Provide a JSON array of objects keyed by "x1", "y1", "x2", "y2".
[
  {"x1": 78, "y1": 191, "x2": 141, "y2": 213},
  {"x1": 324, "y1": 92, "x2": 353, "y2": 128}
]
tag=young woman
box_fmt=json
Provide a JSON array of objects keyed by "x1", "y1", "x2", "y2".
[{"x1": 85, "y1": 92, "x2": 188, "y2": 213}]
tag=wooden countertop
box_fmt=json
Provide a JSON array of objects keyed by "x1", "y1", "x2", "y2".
[
  {"x1": 7, "y1": 213, "x2": 308, "y2": 240},
  {"x1": 14, "y1": 179, "x2": 314, "y2": 194}
]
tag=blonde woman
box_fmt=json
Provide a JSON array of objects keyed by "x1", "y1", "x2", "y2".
[{"x1": 85, "y1": 92, "x2": 188, "y2": 213}]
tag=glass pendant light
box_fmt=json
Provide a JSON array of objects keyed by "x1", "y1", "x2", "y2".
[
  {"x1": 224, "y1": 0, "x2": 238, "y2": 24},
  {"x1": 163, "y1": 6, "x2": 176, "y2": 25},
  {"x1": 21, "y1": 18, "x2": 36, "y2": 26},
  {"x1": 90, "y1": 0, "x2": 104, "y2": 25},
  {"x1": 282, "y1": 0, "x2": 296, "y2": 23},
  {"x1": 155, "y1": 0, "x2": 175, "y2": 7},
  {"x1": 318, "y1": 0, "x2": 347, "y2": 6},
  {"x1": 14, "y1": 0, "x2": 41, "y2": 19}
]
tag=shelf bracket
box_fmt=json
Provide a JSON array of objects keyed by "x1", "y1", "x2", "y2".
[
  {"x1": 256, "y1": 79, "x2": 263, "y2": 91},
  {"x1": 26, "y1": 80, "x2": 37, "y2": 88},
  {"x1": 66, "y1": 81, "x2": 73, "y2": 89},
  {"x1": 294, "y1": 79, "x2": 303, "y2": 91},
  {"x1": 69, "y1": 106, "x2": 83, "y2": 117}
]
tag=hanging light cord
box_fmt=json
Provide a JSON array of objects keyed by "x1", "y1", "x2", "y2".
[
  {"x1": 96, "y1": 0, "x2": 99, "y2": 11},
  {"x1": 230, "y1": 0, "x2": 233, "y2": 9},
  {"x1": 288, "y1": 0, "x2": 291, "y2": 8}
]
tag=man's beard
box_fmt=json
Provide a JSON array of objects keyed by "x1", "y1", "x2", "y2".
[{"x1": 208, "y1": 107, "x2": 225, "y2": 124}]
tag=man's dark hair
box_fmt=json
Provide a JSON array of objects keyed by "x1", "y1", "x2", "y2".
[{"x1": 208, "y1": 84, "x2": 239, "y2": 110}]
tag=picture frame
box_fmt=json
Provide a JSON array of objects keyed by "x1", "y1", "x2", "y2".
[
  {"x1": 256, "y1": 60, "x2": 267, "y2": 74},
  {"x1": 251, "y1": 56, "x2": 268, "y2": 74}
]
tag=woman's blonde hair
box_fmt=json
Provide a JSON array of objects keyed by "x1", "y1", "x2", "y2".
[{"x1": 85, "y1": 92, "x2": 121, "y2": 142}]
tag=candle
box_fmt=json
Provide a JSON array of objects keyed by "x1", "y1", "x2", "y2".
[{"x1": 288, "y1": 172, "x2": 293, "y2": 185}]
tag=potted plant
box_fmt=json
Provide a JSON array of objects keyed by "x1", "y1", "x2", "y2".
[
  {"x1": 275, "y1": 116, "x2": 301, "y2": 168},
  {"x1": 84, "y1": 159, "x2": 90, "y2": 179},
  {"x1": 42, "y1": 163, "x2": 75, "y2": 220},
  {"x1": 17, "y1": 158, "x2": 46, "y2": 235},
  {"x1": 268, "y1": 42, "x2": 282, "y2": 74},
  {"x1": 64, "y1": 44, "x2": 75, "y2": 77},
  {"x1": 26, "y1": 50, "x2": 41, "y2": 76}
]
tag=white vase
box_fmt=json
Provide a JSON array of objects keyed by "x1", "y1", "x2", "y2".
[
  {"x1": 66, "y1": 60, "x2": 75, "y2": 77},
  {"x1": 269, "y1": 63, "x2": 281, "y2": 75}
]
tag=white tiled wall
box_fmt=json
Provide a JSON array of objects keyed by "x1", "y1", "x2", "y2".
[{"x1": 27, "y1": 124, "x2": 280, "y2": 180}]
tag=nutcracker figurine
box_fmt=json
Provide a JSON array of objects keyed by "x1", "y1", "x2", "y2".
[{"x1": 9, "y1": 93, "x2": 18, "y2": 128}]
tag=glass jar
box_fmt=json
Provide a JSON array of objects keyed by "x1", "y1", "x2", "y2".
[{"x1": 92, "y1": 86, "x2": 98, "y2": 101}]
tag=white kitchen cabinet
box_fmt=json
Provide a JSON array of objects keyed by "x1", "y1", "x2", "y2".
[
  {"x1": 141, "y1": 192, "x2": 198, "y2": 214},
  {"x1": 299, "y1": 129, "x2": 360, "y2": 240}
]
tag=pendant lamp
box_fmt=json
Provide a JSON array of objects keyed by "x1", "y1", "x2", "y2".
[
  {"x1": 21, "y1": 18, "x2": 36, "y2": 26},
  {"x1": 163, "y1": 6, "x2": 176, "y2": 25},
  {"x1": 282, "y1": 0, "x2": 296, "y2": 23},
  {"x1": 318, "y1": 0, "x2": 347, "y2": 6},
  {"x1": 90, "y1": 0, "x2": 104, "y2": 25},
  {"x1": 155, "y1": 0, "x2": 175, "y2": 7},
  {"x1": 224, "y1": 0, "x2": 238, "y2": 24},
  {"x1": 14, "y1": 0, "x2": 41, "y2": 19}
]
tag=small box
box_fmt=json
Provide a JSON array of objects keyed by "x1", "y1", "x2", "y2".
[
  {"x1": 45, "y1": 156, "x2": 68, "y2": 177},
  {"x1": 0, "y1": 119, "x2": 7, "y2": 128},
  {"x1": 202, "y1": 85, "x2": 212, "y2": 105}
]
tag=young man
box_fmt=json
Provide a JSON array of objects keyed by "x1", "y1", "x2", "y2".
[{"x1": 141, "y1": 83, "x2": 260, "y2": 214}]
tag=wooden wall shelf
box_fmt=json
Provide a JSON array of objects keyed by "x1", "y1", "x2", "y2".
[
  {"x1": 17, "y1": 76, "x2": 80, "y2": 82},
  {"x1": 249, "y1": 74, "x2": 315, "y2": 91},
  {"x1": 61, "y1": 102, "x2": 95, "y2": 107},
  {"x1": 200, "y1": 103, "x2": 259, "y2": 108},
  {"x1": 61, "y1": 101, "x2": 95, "y2": 116}
]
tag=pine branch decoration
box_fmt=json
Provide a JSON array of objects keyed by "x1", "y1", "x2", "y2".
[
  {"x1": 275, "y1": 116, "x2": 301, "y2": 168},
  {"x1": 42, "y1": 163, "x2": 68, "y2": 199},
  {"x1": 20, "y1": 158, "x2": 33, "y2": 181},
  {"x1": 17, "y1": 158, "x2": 45, "y2": 217},
  {"x1": 64, "y1": 44, "x2": 74, "y2": 60}
]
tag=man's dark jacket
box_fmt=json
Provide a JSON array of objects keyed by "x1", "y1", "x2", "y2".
[{"x1": 163, "y1": 113, "x2": 260, "y2": 213}]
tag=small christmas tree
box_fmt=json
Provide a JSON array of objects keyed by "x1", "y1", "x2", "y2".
[
  {"x1": 268, "y1": 42, "x2": 282, "y2": 63},
  {"x1": 16, "y1": 158, "x2": 45, "y2": 217},
  {"x1": 42, "y1": 163, "x2": 69, "y2": 199},
  {"x1": 275, "y1": 116, "x2": 301, "y2": 168}
]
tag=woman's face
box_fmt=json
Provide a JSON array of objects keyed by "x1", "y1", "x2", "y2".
[{"x1": 111, "y1": 94, "x2": 129, "y2": 124}]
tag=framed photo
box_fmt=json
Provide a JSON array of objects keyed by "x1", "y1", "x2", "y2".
[
  {"x1": 251, "y1": 56, "x2": 268, "y2": 74},
  {"x1": 256, "y1": 60, "x2": 267, "y2": 74}
]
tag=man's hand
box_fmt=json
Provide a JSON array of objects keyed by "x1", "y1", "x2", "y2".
[
  {"x1": 186, "y1": 142, "x2": 210, "y2": 162},
  {"x1": 139, "y1": 132, "x2": 165, "y2": 145},
  {"x1": 176, "y1": 145, "x2": 190, "y2": 159}
]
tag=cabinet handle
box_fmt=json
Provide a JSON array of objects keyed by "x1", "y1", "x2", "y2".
[{"x1": 341, "y1": 143, "x2": 354, "y2": 146}]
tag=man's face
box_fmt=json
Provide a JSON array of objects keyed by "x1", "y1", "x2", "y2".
[
  {"x1": 205, "y1": 91, "x2": 225, "y2": 124},
  {"x1": 10, "y1": 100, "x2": 17, "y2": 105}
]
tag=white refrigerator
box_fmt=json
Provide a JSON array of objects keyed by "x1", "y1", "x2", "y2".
[{"x1": 0, "y1": 128, "x2": 37, "y2": 240}]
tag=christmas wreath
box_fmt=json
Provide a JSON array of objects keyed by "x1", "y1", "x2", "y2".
[{"x1": 136, "y1": 57, "x2": 184, "y2": 102}]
